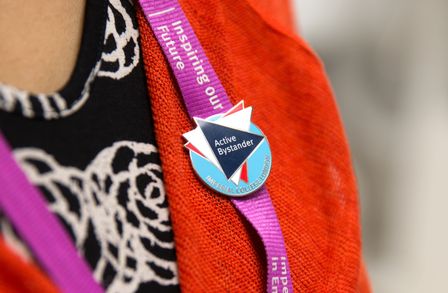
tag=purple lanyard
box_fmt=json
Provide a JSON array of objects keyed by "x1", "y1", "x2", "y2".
[
  {"x1": 139, "y1": 1, "x2": 294, "y2": 292},
  {"x1": 0, "y1": 133, "x2": 103, "y2": 293}
]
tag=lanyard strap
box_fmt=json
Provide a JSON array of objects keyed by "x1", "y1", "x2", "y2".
[
  {"x1": 139, "y1": 1, "x2": 294, "y2": 292},
  {"x1": 0, "y1": 133, "x2": 103, "y2": 293}
]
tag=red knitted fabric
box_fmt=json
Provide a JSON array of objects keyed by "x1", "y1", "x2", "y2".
[
  {"x1": 357, "y1": 259, "x2": 372, "y2": 292},
  {"x1": 0, "y1": 238, "x2": 59, "y2": 293},
  {"x1": 136, "y1": 0, "x2": 371, "y2": 292}
]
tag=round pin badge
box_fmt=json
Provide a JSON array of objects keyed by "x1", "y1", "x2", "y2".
[{"x1": 183, "y1": 101, "x2": 272, "y2": 197}]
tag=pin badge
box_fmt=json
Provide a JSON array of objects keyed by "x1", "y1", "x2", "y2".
[{"x1": 183, "y1": 101, "x2": 272, "y2": 197}]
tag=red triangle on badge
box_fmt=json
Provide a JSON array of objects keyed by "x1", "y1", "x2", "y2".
[
  {"x1": 185, "y1": 142, "x2": 206, "y2": 158},
  {"x1": 240, "y1": 163, "x2": 249, "y2": 183},
  {"x1": 223, "y1": 101, "x2": 244, "y2": 117}
]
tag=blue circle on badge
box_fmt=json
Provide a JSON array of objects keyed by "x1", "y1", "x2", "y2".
[{"x1": 188, "y1": 114, "x2": 272, "y2": 197}]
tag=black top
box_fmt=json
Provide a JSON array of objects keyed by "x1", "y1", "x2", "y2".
[{"x1": 0, "y1": 0, "x2": 179, "y2": 292}]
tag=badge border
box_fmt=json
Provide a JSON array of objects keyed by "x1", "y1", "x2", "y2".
[{"x1": 187, "y1": 113, "x2": 272, "y2": 197}]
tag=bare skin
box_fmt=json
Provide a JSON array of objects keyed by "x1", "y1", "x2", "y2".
[{"x1": 0, "y1": 0, "x2": 86, "y2": 93}]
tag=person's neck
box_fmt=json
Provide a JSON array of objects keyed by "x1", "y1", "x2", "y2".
[{"x1": 0, "y1": 0, "x2": 86, "y2": 93}]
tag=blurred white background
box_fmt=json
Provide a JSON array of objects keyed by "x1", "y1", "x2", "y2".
[{"x1": 292, "y1": 0, "x2": 448, "y2": 292}]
